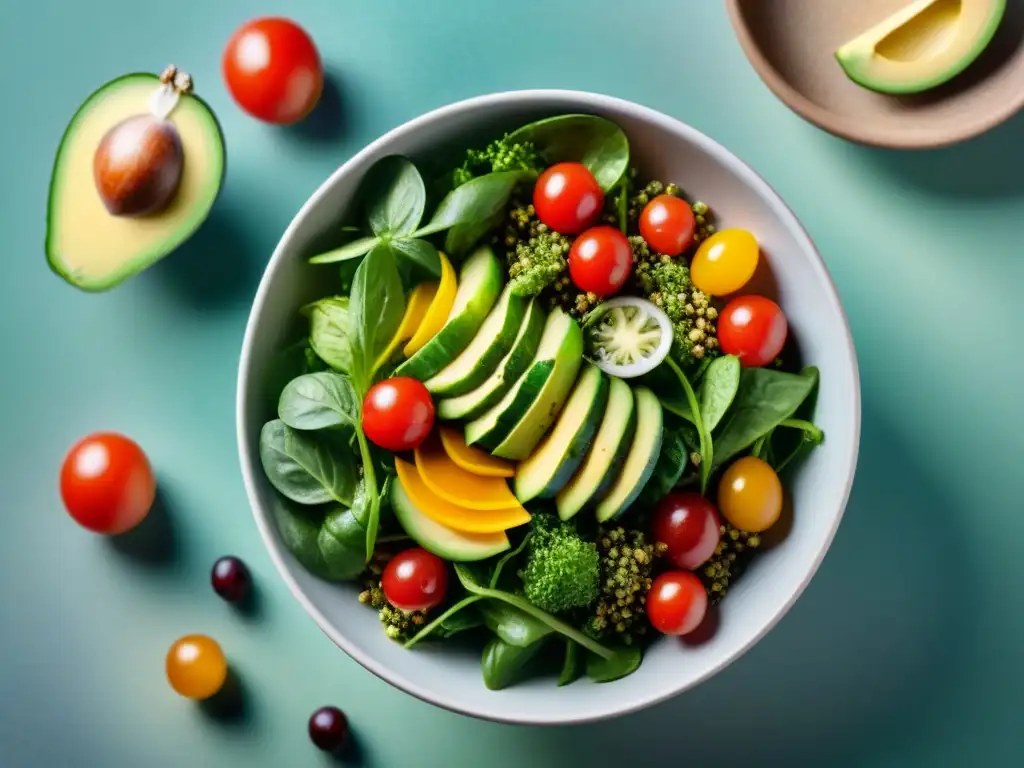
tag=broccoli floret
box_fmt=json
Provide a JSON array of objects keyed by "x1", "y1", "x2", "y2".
[
  {"x1": 631, "y1": 242, "x2": 720, "y2": 367},
  {"x1": 583, "y1": 526, "x2": 667, "y2": 646},
  {"x1": 699, "y1": 523, "x2": 762, "y2": 605},
  {"x1": 452, "y1": 136, "x2": 544, "y2": 187},
  {"x1": 520, "y1": 515, "x2": 600, "y2": 614},
  {"x1": 501, "y1": 200, "x2": 572, "y2": 298},
  {"x1": 358, "y1": 550, "x2": 428, "y2": 641}
]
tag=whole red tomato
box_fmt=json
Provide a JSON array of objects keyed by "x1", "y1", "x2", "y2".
[
  {"x1": 533, "y1": 162, "x2": 604, "y2": 234},
  {"x1": 568, "y1": 226, "x2": 632, "y2": 297},
  {"x1": 362, "y1": 377, "x2": 435, "y2": 453},
  {"x1": 652, "y1": 492, "x2": 721, "y2": 570},
  {"x1": 639, "y1": 195, "x2": 695, "y2": 256},
  {"x1": 60, "y1": 432, "x2": 156, "y2": 534},
  {"x1": 382, "y1": 548, "x2": 448, "y2": 612},
  {"x1": 718, "y1": 295, "x2": 788, "y2": 367},
  {"x1": 646, "y1": 571, "x2": 708, "y2": 636},
  {"x1": 222, "y1": 17, "x2": 324, "y2": 125}
]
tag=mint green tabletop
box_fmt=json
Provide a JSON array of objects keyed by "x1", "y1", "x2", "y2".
[{"x1": 2, "y1": 1, "x2": 1021, "y2": 765}]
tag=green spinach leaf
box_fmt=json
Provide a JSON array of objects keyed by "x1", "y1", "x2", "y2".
[
  {"x1": 771, "y1": 418, "x2": 825, "y2": 473},
  {"x1": 666, "y1": 358, "x2": 712, "y2": 494},
  {"x1": 259, "y1": 420, "x2": 357, "y2": 506},
  {"x1": 404, "y1": 594, "x2": 485, "y2": 649},
  {"x1": 435, "y1": 604, "x2": 484, "y2": 638},
  {"x1": 559, "y1": 640, "x2": 583, "y2": 687},
  {"x1": 641, "y1": 363, "x2": 694, "y2": 423},
  {"x1": 270, "y1": 499, "x2": 365, "y2": 582},
  {"x1": 506, "y1": 114, "x2": 630, "y2": 192},
  {"x1": 303, "y1": 297, "x2": 354, "y2": 374},
  {"x1": 699, "y1": 354, "x2": 740, "y2": 432},
  {"x1": 390, "y1": 237, "x2": 442, "y2": 277},
  {"x1": 414, "y1": 171, "x2": 532, "y2": 237},
  {"x1": 348, "y1": 242, "x2": 405, "y2": 393},
  {"x1": 308, "y1": 236, "x2": 381, "y2": 265},
  {"x1": 364, "y1": 156, "x2": 426, "y2": 237},
  {"x1": 444, "y1": 209, "x2": 505, "y2": 257},
  {"x1": 489, "y1": 533, "x2": 532, "y2": 589},
  {"x1": 453, "y1": 563, "x2": 614, "y2": 659},
  {"x1": 278, "y1": 372, "x2": 359, "y2": 431},
  {"x1": 481, "y1": 636, "x2": 550, "y2": 691},
  {"x1": 586, "y1": 646, "x2": 642, "y2": 683},
  {"x1": 479, "y1": 601, "x2": 553, "y2": 647},
  {"x1": 711, "y1": 367, "x2": 819, "y2": 471}
]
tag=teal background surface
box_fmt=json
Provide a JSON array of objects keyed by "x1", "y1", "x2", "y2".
[{"x1": 2, "y1": 1, "x2": 1021, "y2": 765}]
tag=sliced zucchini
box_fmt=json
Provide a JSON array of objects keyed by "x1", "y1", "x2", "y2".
[
  {"x1": 424, "y1": 283, "x2": 527, "y2": 397},
  {"x1": 437, "y1": 300, "x2": 545, "y2": 422},
  {"x1": 394, "y1": 245, "x2": 503, "y2": 382}
]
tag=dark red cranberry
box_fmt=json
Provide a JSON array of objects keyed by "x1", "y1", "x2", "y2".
[
  {"x1": 211, "y1": 556, "x2": 251, "y2": 603},
  {"x1": 308, "y1": 706, "x2": 348, "y2": 752}
]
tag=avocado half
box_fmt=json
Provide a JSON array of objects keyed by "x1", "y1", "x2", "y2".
[
  {"x1": 46, "y1": 69, "x2": 226, "y2": 291},
  {"x1": 835, "y1": 0, "x2": 1006, "y2": 95}
]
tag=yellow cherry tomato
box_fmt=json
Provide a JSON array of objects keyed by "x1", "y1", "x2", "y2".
[
  {"x1": 690, "y1": 229, "x2": 759, "y2": 296},
  {"x1": 717, "y1": 456, "x2": 782, "y2": 532},
  {"x1": 166, "y1": 634, "x2": 228, "y2": 700}
]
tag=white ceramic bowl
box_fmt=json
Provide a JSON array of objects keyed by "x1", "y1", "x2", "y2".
[{"x1": 236, "y1": 90, "x2": 861, "y2": 725}]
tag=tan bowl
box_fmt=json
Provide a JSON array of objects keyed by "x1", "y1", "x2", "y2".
[{"x1": 726, "y1": 0, "x2": 1024, "y2": 149}]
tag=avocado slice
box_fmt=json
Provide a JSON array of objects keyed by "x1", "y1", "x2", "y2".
[
  {"x1": 594, "y1": 386, "x2": 663, "y2": 522},
  {"x1": 46, "y1": 69, "x2": 226, "y2": 291},
  {"x1": 555, "y1": 377, "x2": 636, "y2": 521},
  {"x1": 835, "y1": 0, "x2": 1006, "y2": 95},
  {"x1": 514, "y1": 363, "x2": 609, "y2": 504}
]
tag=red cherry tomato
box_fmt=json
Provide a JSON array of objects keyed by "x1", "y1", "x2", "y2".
[
  {"x1": 652, "y1": 493, "x2": 721, "y2": 571},
  {"x1": 646, "y1": 571, "x2": 708, "y2": 636},
  {"x1": 568, "y1": 226, "x2": 633, "y2": 297},
  {"x1": 381, "y1": 548, "x2": 448, "y2": 612},
  {"x1": 60, "y1": 432, "x2": 156, "y2": 534},
  {"x1": 639, "y1": 195, "x2": 696, "y2": 256},
  {"x1": 362, "y1": 377, "x2": 435, "y2": 452},
  {"x1": 533, "y1": 162, "x2": 604, "y2": 234},
  {"x1": 222, "y1": 17, "x2": 324, "y2": 125},
  {"x1": 718, "y1": 295, "x2": 788, "y2": 368}
]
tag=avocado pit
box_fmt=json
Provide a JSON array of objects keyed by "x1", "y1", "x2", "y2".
[{"x1": 94, "y1": 114, "x2": 183, "y2": 217}]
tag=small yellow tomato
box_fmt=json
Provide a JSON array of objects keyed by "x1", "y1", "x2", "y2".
[
  {"x1": 166, "y1": 634, "x2": 228, "y2": 700},
  {"x1": 690, "y1": 229, "x2": 759, "y2": 296},
  {"x1": 717, "y1": 456, "x2": 783, "y2": 532}
]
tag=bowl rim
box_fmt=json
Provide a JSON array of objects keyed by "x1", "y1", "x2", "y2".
[
  {"x1": 236, "y1": 88, "x2": 862, "y2": 725},
  {"x1": 724, "y1": 0, "x2": 1024, "y2": 150}
]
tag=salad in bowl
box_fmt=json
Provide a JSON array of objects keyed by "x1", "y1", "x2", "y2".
[{"x1": 253, "y1": 111, "x2": 826, "y2": 690}]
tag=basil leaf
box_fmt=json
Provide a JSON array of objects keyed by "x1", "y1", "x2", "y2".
[
  {"x1": 304, "y1": 297, "x2": 354, "y2": 374},
  {"x1": 481, "y1": 636, "x2": 549, "y2": 691},
  {"x1": 507, "y1": 114, "x2": 629, "y2": 192},
  {"x1": 259, "y1": 420, "x2": 358, "y2": 506},
  {"x1": 390, "y1": 237, "x2": 442, "y2": 277},
  {"x1": 585, "y1": 646, "x2": 642, "y2": 683},
  {"x1": 348, "y1": 243, "x2": 405, "y2": 392},
  {"x1": 414, "y1": 171, "x2": 532, "y2": 237},
  {"x1": 699, "y1": 355, "x2": 741, "y2": 432},
  {"x1": 711, "y1": 367, "x2": 819, "y2": 471},
  {"x1": 558, "y1": 640, "x2": 583, "y2": 686},
  {"x1": 365, "y1": 156, "x2": 426, "y2": 237},
  {"x1": 444, "y1": 209, "x2": 505, "y2": 257},
  {"x1": 479, "y1": 601, "x2": 554, "y2": 647},
  {"x1": 317, "y1": 504, "x2": 370, "y2": 581},
  {"x1": 278, "y1": 372, "x2": 359, "y2": 431},
  {"x1": 640, "y1": 421, "x2": 689, "y2": 503},
  {"x1": 308, "y1": 236, "x2": 380, "y2": 265}
]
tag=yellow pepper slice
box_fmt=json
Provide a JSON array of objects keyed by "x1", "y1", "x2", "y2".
[
  {"x1": 403, "y1": 251, "x2": 457, "y2": 357},
  {"x1": 375, "y1": 280, "x2": 438, "y2": 372},
  {"x1": 439, "y1": 426, "x2": 514, "y2": 478}
]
